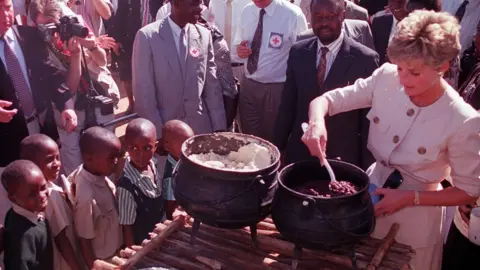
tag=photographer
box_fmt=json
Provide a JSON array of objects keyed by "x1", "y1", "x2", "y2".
[{"x1": 29, "y1": 0, "x2": 119, "y2": 175}]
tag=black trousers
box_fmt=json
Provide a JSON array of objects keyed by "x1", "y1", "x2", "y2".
[{"x1": 442, "y1": 222, "x2": 480, "y2": 270}]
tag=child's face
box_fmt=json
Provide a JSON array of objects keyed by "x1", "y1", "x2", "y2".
[
  {"x1": 126, "y1": 134, "x2": 157, "y2": 169},
  {"x1": 11, "y1": 173, "x2": 49, "y2": 213},
  {"x1": 164, "y1": 136, "x2": 185, "y2": 160},
  {"x1": 34, "y1": 143, "x2": 61, "y2": 181},
  {"x1": 86, "y1": 140, "x2": 122, "y2": 176}
]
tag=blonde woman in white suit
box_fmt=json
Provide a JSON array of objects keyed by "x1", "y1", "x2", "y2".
[{"x1": 302, "y1": 10, "x2": 480, "y2": 270}]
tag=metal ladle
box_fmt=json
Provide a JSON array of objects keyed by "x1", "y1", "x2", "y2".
[{"x1": 301, "y1": 122, "x2": 337, "y2": 183}]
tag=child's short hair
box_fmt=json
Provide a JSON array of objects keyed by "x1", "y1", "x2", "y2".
[
  {"x1": 19, "y1": 134, "x2": 57, "y2": 160},
  {"x1": 125, "y1": 118, "x2": 157, "y2": 141},
  {"x1": 79, "y1": 126, "x2": 119, "y2": 156},
  {"x1": 2, "y1": 160, "x2": 42, "y2": 196}
]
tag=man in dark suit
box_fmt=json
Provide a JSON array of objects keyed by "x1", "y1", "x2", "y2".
[
  {"x1": 274, "y1": 0, "x2": 378, "y2": 169},
  {"x1": 0, "y1": 0, "x2": 77, "y2": 168},
  {"x1": 371, "y1": 0, "x2": 408, "y2": 64}
]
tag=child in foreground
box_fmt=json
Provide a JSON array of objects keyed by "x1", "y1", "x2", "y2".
[
  {"x1": 162, "y1": 120, "x2": 195, "y2": 219},
  {"x1": 20, "y1": 134, "x2": 86, "y2": 270},
  {"x1": 70, "y1": 127, "x2": 123, "y2": 268},
  {"x1": 117, "y1": 118, "x2": 180, "y2": 246},
  {"x1": 2, "y1": 160, "x2": 53, "y2": 270}
]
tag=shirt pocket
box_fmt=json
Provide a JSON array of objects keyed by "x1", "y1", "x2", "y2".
[
  {"x1": 366, "y1": 107, "x2": 390, "y2": 133},
  {"x1": 366, "y1": 107, "x2": 391, "y2": 159}
]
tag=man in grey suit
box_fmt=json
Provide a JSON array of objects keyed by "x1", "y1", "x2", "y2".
[
  {"x1": 297, "y1": 18, "x2": 374, "y2": 50},
  {"x1": 132, "y1": 0, "x2": 227, "y2": 142}
]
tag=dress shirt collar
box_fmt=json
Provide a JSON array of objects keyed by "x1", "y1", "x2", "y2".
[
  {"x1": 317, "y1": 31, "x2": 344, "y2": 57},
  {"x1": 2, "y1": 28, "x2": 15, "y2": 43},
  {"x1": 12, "y1": 203, "x2": 44, "y2": 224},
  {"x1": 168, "y1": 15, "x2": 188, "y2": 36},
  {"x1": 253, "y1": 0, "x2": 278, "y2": 17}
]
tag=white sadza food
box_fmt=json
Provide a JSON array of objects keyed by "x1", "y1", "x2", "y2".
[{"x1": 189, "y1": 143, "x2": 271, "y2": 171}]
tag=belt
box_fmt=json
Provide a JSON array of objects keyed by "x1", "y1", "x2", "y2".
[
  {"x1": 25, "y1": 114, "x2": 38, "y2": 124},
  {"x1": 231, "y1": 63, "x2": 244, "y2": 67}
]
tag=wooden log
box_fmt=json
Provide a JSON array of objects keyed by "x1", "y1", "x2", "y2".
[
  {"x1": 256, "y1": 221, "x2": 277, "y2": 231},
  {"x1": 147, "y1": 250, "x2": 208, "y2": 270},
  {"x1": 366, "y1": 223, "x2": 401, "y2": 270},
  {"x1": 171, "y1": 228, "x2": 293, "y2": 270},
  {"x1": 111, "y1": 256, "x2": 127, "y2": 266},
  {"x1": 119, "y1": 214, "x2": 189, "y2": 270},
  {"x1": 119, "y1": 248, "x2": 136, "y2": 259}
]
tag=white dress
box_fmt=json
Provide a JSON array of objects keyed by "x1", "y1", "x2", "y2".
[{"x1": 323, "y1": 63, "x2": 480, "y2": 270}]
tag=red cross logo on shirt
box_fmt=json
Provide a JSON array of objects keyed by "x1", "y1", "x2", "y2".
[
  {"x1": 269, "y1": 34, "x2": 283, "y2": 48},
  {"x1": 190, "y1": 47, "x2": 200, "y2": 57}
]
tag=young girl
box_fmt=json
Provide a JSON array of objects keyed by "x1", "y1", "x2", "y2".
[{"x1": 20, "y1": 134, "x2": 86, "y2": 270}]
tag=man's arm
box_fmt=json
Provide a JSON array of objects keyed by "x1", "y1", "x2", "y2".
[
  {"x1": 273, "y1": 48, "x2": 298, "y2": 151},
  {"x1": 132, "y1": 29, "x2": 165, "y2": 137},
  {"x1": 203, "y1": 33, "x2": 227, "y2": 132}
]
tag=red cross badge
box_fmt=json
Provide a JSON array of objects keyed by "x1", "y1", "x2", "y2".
[
  {"x1": 190, "y1": 47, "x2": 200, "y2": 58},
  {"x1": 268, "y1": 32, "x2": 284, "y2": 49}
]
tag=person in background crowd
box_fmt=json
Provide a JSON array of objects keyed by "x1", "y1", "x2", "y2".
[
  {"x1": 117, "y1": 118, "x2": 176, "y2": 246},
  {"x1": 297, "y1": 17, "x2": 375, "y2": 50},
  {"x1": 407, "y1": 0, "x2": 442, "y2": 12},
  {"x1": 302, "y1": 11, "x2": 480, "y2": 270},
  {"x1": 371, "y1": 0, "x2": 409, "y2": 64},
  {"x1": 133, "y1": 0, "x2": 227, "y2": 176},
  {"x1": 20, "y1": 134, "x2": 87, "y2": 270},
  {"x1": 359, "y1": 0, "x2": 389, "y2": 16},
  {"x1": 301, "y1": 0, "x2": 369, "y2": 27},
  {"x1": 442, "y1": 23, "x2": 480, "y2": 270},
  {"x1": 67, "y1": 0, "x2": 113, "y2": 36},
  {"x1": 29, "y1": 0, "x2": 119, "y2": 176},
  {"x1": 161, "y1": 119, "x2": 194, "y2": 219},
  {"x1": 274, "y1": 0, "x2": 378, "y2": 168},
  {"x1": 208, "y1": 0, "x2": 251, "y2": 84},
  {"x1": 2, "y1": 160, "x2": 53, "y2": 270},
  {"x1": 0, "y1": 0, "x2": 77, "y2": 230},
  {"x1": 233, "y1": 0, "x2": 307, "y2": 142},
  {"x1": 442, "y1": 0, "x2": 480, "y2": 55},
  {"x1": 70, "y1": 127, "x2": 122, "y2": 268},
  {"x1": 197, "y1": 17, "x2": 239, "y2": 130},
  {"x1": 458, "y1": 22, "x2": 480, "y2": 87},
  {"x1": 155, "y1": 0, "x2": 209, "y2": 21},
  {"x1": 111, "y1": 0, "x2": 159, "y2": 113}
]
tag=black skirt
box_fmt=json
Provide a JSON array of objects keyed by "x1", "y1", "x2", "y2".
[{"x1": 442, "y1": 222, "x2": 480, "y2": 270}]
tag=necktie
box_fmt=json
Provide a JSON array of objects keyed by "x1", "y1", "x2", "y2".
[
  {"x1": 454, "y1": 1, "x2": 469, "y2": 23},
  {"x1": 1, "y1": 37, "x2": 35, "y2": 117},
  {"x1": 179, "y1": 28, "x2": 187, "y2": 76},
  {"x1": 225, "y1": 0, "x2": 233, "y2": 49},
  {"x1": 317, "y1": 47, "x2": 329, "y2": 88},
  {"x1": 247, "y1": 9, "x2": 266, "y2": 74}
]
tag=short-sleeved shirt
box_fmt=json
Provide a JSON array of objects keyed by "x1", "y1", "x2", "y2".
[
  {"x1": 45, "y1": 182, "x2": 87, "y2": 270},
  {"x1": 117, "y1": 156, "x2": 175, "y2": 223},
  {"x1": 70, "y1": 165, "x2": 122, "y2": 259}
]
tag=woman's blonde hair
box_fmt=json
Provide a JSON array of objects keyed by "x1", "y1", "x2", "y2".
[{"x1": 387, "y1": 10, "x2": 461, "y2": 68}]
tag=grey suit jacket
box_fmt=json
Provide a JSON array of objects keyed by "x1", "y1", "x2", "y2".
[
  {"x1": 132, "y1": 19, "x2": 227, "y2": 138},
  {"x1": 345, "y1": 1, "x2": 369, "y2": 21},
  {"x1": 297, "y1": 19, "x2": 374, "y2": 50}
]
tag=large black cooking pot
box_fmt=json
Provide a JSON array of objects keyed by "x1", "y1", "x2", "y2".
[
  {"x1": 173, "y1": 132, "x2": 280, "y2": 229},
  {"x1": 271, "y1": 160, "x2": 375, "y2": 249}
]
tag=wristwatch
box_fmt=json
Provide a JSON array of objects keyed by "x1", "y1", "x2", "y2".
[{"x1": 413, "y1": 191, "x2": 420, "y2": 205}]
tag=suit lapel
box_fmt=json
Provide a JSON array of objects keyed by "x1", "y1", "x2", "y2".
[
  {"x1": 322, "y1": 35, "x2": 354, "y2": 94},
  {"x1": 158, "y1": 19, "x2": 183, "y2": 82},
  {"x1": 185, "y1": 24, "x2": 202, "y2": 93},
  {"x1": 301, "y1": 38, "x2": 318, "y2": 94}
]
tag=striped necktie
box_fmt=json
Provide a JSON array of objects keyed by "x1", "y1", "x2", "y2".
[
  {"x1": 454, "y1": 1, "x2": 469, "y2": 23},
  {"x1": 247, "y1": 9, "x2": 266, "y2": 74},
  {"x1": 1, "y1": 37, "x2": 35, "y2": 117}
]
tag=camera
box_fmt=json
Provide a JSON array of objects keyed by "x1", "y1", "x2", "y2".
[
  {"x1": 92, "y1": 95, "x2": 114, "y2": 116},
  {"x1": 38, "y1": 15, "x2": 89, "y2": 42}
]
